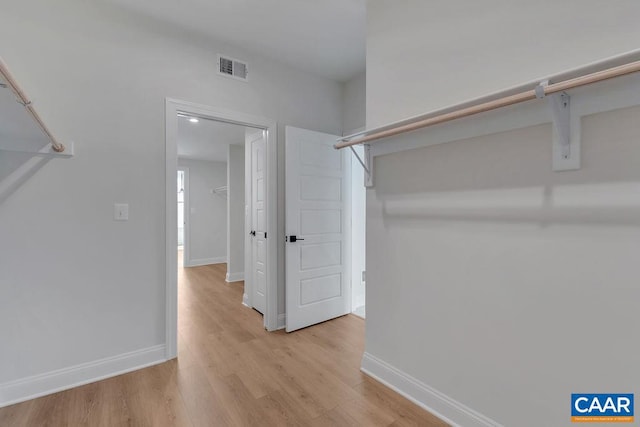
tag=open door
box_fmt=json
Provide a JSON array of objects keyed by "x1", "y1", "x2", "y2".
[
  {"x1": 248, "y1": 130, "x2": 267, "y2": 314},
  {"x1": 285, "y1": 126, "x2": 351, "y2": 332}
]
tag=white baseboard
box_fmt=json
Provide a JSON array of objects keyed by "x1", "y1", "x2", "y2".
[
  {"x1": 185, "y1": 256, "x2": 226, "y2": 267},
  {"x1": 0, "y1": 345, "x2": 166, "y2": 408},
  {"x1": 277, "y1": 314, "x2": 286, "y2": 330},
  {"x1": 225, "y1": 272, "x2": 244, "y2": 283},
  {"x1": 361, "y1": 353, "x2": 503, "y2": 427}
]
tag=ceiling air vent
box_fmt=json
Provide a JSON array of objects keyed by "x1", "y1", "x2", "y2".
[{"x1": 217, "y1": 55, "x2": 248, "y2": 81}]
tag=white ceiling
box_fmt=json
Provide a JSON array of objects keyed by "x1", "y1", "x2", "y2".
[
  {"x1": 177, "y1": 115, "x2": 249, "y2": 162},
  {"x1": 102, "y1": 0, "x2": 366, "y2": 82}
]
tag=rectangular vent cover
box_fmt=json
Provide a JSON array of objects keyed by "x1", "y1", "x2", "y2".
[{"x1": 218, "y1": 55, "x2": 248, "y2": 81}]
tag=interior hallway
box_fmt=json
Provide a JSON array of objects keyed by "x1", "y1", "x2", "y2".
[{"x1": 0, "y1": 259, "x2": 446, "y2": 426}]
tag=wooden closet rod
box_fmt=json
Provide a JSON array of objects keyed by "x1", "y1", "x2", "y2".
[
  {"x1": 0, "y1": 57, "x2": 65, "y2": 153},
  {"x1": 335, "y1": 59, "x2": 640, "y2": 149}
]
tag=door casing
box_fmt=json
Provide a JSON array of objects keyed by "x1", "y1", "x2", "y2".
[{"x1": 165, "y1": 98, "x2": 278, "y2": 360}]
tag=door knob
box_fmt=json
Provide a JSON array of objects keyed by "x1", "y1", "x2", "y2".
[{"x1": 288, "y1": 235, "x2": 304, "y2": 243}]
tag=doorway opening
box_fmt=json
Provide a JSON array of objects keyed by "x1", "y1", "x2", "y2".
[
  {"x1": 165, "y1": 99, "x2": 278, "y2": 359},
  {"x1": 177, "y1": 116, "x2": 240, "y2": 270}
]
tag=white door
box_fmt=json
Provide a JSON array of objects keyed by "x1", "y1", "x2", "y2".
[
  {"x1": 285, "y1": 126, "x2": 351, "y2": 332},
  {"x1": 250, "y1": 131, "x2": 267, "y2": 314}
]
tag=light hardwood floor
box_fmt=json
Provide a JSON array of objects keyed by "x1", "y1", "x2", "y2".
[{"x1": 0, "y1": 261, "x2": 447, "y2": 426}]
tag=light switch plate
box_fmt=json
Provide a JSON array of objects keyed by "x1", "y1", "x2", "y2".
[{"x1": 114, "y1": 203, "x2": 129, "y2": 221}]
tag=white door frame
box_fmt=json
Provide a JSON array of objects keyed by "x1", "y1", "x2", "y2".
[
  {"x1": 165, "y1": 98, "x2": 278, "y2": 359},
  {"x1": 177, "y1": 167, "x2": 189, "y2": 267}
]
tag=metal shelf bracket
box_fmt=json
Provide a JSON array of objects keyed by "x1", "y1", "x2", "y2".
[
  {"x1": 536, "y1": 80, "x2": 579, "y2": 171},
  {"x1": 349, "y1": 144, "x2": 373, "y2": 187}
]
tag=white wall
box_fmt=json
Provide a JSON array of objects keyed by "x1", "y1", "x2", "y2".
[
  {"x1": 367, "y1": 1, "x2": 640, "y2": 128},
  {"x1": 178, "y1": 159, "x2": 227, "y2": 266},
  {"x1": 0, "y1": 0, "x2": 342, "y2": 402},
  {"x1": 226, "y1": 144, "x2": 245, "y2": 281},
  {"x1": 365, "y1": 1, "x2": 640, "y2": 426},
  {"x1": 343, "y1": 71, "x2": 366, "y2": 135}
]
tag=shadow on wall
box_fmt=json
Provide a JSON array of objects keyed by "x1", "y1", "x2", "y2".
[
  {"x1": 0, "y1": 151, "x2": 52, "y2": 204},
  {"x1": 365, "y1": 104, "x2": 640, "y2": 427},
  {"x1": 0, "y1": 58, "x2": 70, "y2": 204},
  {"x1": 379, "y1": 183, "x2": 640, "y2": 229},
  {"x1": 374, "y1": 106, "x2": 640, "y2": 229}
]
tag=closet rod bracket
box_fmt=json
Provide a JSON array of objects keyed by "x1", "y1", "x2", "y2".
[
  {"x1": 536, "y1": 81, "x2": 577, "y2": 170},
  {"x1": 349, "y1": 144, "x2": 373, "y2": 187}
]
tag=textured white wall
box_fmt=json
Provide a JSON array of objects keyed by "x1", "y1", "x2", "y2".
[
  {"x1": 226, "y1": 144, "x2": 245, "y2": 280},
  {"x1": 366, "y1": 1, "x2": 640, "y2": 425},
  {"x1": 0, "y1": 0, "x2": 342, "y2": 390},
  {"x1": 178, "y1": 159, "x2": 227, "y2": 265}
]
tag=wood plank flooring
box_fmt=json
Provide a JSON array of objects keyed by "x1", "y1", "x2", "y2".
[{"x1": 0, "y1": 261, "x2": 447, "y2": 426}]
